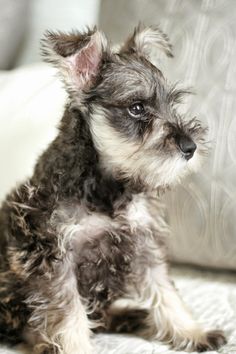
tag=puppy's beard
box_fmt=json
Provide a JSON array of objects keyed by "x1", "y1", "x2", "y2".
[{"x1": 90, "y1": 106, "x2": 203, "y2": 190}]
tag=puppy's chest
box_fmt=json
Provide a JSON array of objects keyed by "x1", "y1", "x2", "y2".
[{"x1": 53, "y1": 195, "x2": 155, "y2": 302}]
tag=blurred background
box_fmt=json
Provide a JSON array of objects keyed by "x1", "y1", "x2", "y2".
[
  {"x1": 0, "y1": 0, "x2": 100, "y2": 69},
  {"x1": 0, "y1": 0, "x2": 236, "y2": 272}
]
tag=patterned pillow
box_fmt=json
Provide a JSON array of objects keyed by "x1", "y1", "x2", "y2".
[{"x1": 99, "y1": 0, "x2": 236, "y2": 270}]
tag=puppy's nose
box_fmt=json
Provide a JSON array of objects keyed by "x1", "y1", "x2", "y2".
[{"x1": 177, "y1": 135, "x2": 197, "y2": 160}]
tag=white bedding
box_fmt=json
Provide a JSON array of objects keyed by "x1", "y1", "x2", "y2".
[{"x1": 0, "y1": 266, "x2": 235, "y2": 354}]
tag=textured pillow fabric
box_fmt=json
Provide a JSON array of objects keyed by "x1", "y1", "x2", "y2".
[
  {"x1": 0, "y1": 0, "x2": 29, "y2": 69},
  {"x1": 99, "y1": 0, "x2": 236, "y2": 270}
]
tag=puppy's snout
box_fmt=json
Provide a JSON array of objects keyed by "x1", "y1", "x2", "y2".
[{"x1": 176, "y1": 135, "x2": 197, "y2": 160}]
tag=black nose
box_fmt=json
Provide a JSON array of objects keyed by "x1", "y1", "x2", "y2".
[{"x1": 177, "y1": 135, "x2": 197, "y2": 160}]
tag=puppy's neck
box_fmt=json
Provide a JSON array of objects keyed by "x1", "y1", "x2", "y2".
[{"x1": 32, "y1": 105, "x2": 139, "y2": 215}]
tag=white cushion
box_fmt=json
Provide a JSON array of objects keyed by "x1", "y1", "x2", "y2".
[{"x1": 0, "y1": 64, "x2": 66, "y2": 201}]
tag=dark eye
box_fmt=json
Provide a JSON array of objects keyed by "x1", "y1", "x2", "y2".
[{"x1": 128, "y1": 102, "x2": 145, "y2": 117}]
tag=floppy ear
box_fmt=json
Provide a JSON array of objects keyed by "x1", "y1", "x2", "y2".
[
  {"x1": 120, "y1": 24, "x2": 173, "y2": 60},
  {"x1": 41, "y1": 28, "x2": 108, "y2": 93}
]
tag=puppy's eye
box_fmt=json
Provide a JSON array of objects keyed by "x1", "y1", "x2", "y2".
[{"x1": 128, "y1": 102, "x2": 145, "y2": 117}]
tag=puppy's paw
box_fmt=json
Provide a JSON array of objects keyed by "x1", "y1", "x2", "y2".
[
  {"x1": 173, "y1": 329, "x2": 227, "y2": 352},
  {"x1": 195, "y1": 330, "x2": 227, "y2": 352}
]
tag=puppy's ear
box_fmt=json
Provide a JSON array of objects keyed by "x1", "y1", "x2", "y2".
[
  {"x1": 120, "y1": 24, "x2": 173, "y2": 60},
  {"x1": 41, "y1": 28, "x2": 108, "y2": 93}
]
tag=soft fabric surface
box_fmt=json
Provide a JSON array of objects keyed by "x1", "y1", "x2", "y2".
[
  {"x1": 0, "y1": 266, "x2": 235, "y2": 354},
  {"x1": 99, "y1": 0, "x2": 236, "y2": 270},
  {"x1": 0, "y1": 64, "x2": 66, "y2": 202}
]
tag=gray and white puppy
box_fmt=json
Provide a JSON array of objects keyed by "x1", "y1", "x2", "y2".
[{"x1": 0, "y1": 26, "x2": 226, "y2": 354}]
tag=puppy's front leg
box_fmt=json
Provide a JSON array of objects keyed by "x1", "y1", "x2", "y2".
[
  {"x1": 139, "y1": 263, "x2": 226, "y2": 352},
  {"x1": 24, "y1": 261, "x2": 92, "y2": 354}
]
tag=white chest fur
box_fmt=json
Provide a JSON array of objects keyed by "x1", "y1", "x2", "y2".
[
  {"x1": 51, "y1": 194, "x2": 156, "y2": 253},
  {"x1": 125, "y1": 194, "x2": 154, "y2": 231}
]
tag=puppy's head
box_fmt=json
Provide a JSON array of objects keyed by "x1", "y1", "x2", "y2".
[{"x1": 42, "y1": 25, "x2": 207, "y2": 190}]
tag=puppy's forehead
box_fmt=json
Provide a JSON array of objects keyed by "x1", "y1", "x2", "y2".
[{"x1": 98, "y1": 55, "x2": 162, "y2": 103}]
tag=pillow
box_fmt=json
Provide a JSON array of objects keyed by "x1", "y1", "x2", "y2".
[
  {"x1": 99, "y1": 0, "x2": 236, "y2": 270},
  {"x1": 0, "y1": 64, "x2": 66, "y2": 201}
]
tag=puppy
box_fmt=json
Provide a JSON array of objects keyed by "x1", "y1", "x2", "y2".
[{"x1": 0, "y1": 25, "x2": 226, "y2": 354}]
